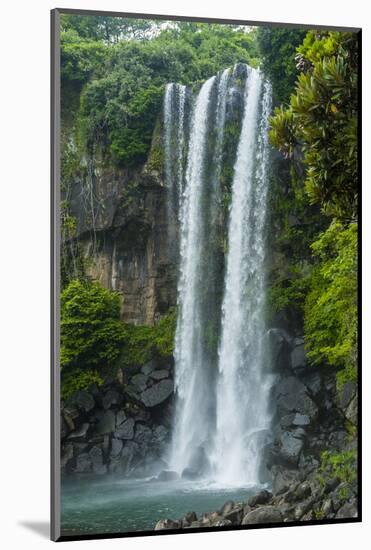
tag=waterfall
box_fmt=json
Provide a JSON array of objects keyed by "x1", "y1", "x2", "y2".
[
  {"x1": 212, "y1": 69, "x2": 273, "y2": 486},
  {"x1": 164, "y1": 83, "x2": 187, "y2": 258},
  {"x1": 169, "y1": 75, "x2": 217, "y2": 475},
  {"x1": 166, "y1": 65, "x2": 272, "y2": 486},
  {"x1": 176, "y1": 85, "x2": 186, "y2": 199}
]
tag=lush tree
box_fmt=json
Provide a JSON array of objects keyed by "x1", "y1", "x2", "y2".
[
  {"x1": 61, "y1": 17, "x2": 259, "y2": 167},
  {"x1": 61, "y1": 28, "x2": 108, "y2": 85},
  {"x1": 269, "y1": 31, "x2": 358, "y2": 221},
  {"x1": 256, "y1": 27, "x2": 307, "y2": 103},
  {"x1": 304, "y1": 222, "x2": 358, "y2": 385},
  {"x1": 61, "y1": 280, "x2": 125, "y2": 399},
  {"x1": 61, "y1": 14, "x2": 158, "y2": 43}
]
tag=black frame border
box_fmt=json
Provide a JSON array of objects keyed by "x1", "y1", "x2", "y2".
[{"x1": 51, "y1": 7, "x2": 362, "y2": 542}]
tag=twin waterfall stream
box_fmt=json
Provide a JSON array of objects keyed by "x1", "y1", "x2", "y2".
[{"x1": 164, "y1": 65, "x2": 273, "y2": 488}]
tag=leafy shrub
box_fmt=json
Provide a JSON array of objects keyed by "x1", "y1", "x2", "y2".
[
  {"x1": 119, "y1": 308, "x2": 177, "y2": 368},
  {"x1": 61, "y1": 28, "x2": 108, "y2": 85},
  {"x1": 61, "y1": 370, "x2": 104, "y2": 402},
  {"x1": 318, "y1": 449, "x2": 357, "y2": 490},
  {"x1": 304, "y1": 223, "x2": 357, "y2": 385},
  {"x1": 61, "y1": 280, "x2": 125, "y2": 399}
]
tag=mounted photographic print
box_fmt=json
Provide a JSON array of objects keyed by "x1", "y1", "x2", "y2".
[{"x1": 51, "y1": 8, "x2": 361, "y2": 541}]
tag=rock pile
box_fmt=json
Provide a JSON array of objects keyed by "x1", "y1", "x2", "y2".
[{"x1": 61, "y1": 359, "x2": 174, "y2": 475}]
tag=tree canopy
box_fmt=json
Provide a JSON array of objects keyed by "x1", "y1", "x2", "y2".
[
  {"x1": 61, "y1": 16, "x2": 259, "y2": 166},
  {"x1": 269, "y1": 31, "x2": 358, "y2": 222}
]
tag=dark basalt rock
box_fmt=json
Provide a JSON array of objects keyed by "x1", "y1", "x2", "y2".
[
  {"x1": 131, "y1": 373, "x2": 149, "y2": 392},
  {"x1": 336, "y1": 500, "x2": 358, "y2": 519},
  {"x1": 67, "y1": 422, "x2": 90, "y2": 441},
  {"x1": 291, "y1": 343, "x2": 307, "y2": 371},
  {"x1": 114, "y1": 418, "x2": 135, "y2": 440},
  {"x1": 140, "y1": 379, "x2": 173, "y2": 408},
  {"x1": 74, "y1": 453, "x2": 92, "y2": 473},
  {"x1": 96, "y1": 410, "x2": 116, "y2": 434},
  {"x1": 61, "y1": 417, "x2": 69, "y2": 439},
  {"x1": 232, "y1": 62, "x2": 248, "y2": 79},
  {"x1": 181, "y1": 511, "x2": 198, "y2": 527},
  {"x1": 61, "y1": 443, "x2": 74, "y2": 468},
  {"x1": 220, "y1": 500, "x2": 235, "y2": 515},
  {"x1": 273, "y1": 430, "x2": 305, "y2": 468},
  {"x1": 223, "y1": 506, "x2": 244, "y2": 525},
  {"x1": 134, "y1": 424, "x2": 152, "y2": 445},
  {"x1": 119, "y1": 441, "x2": 139, "y2": 475},
  {"x1": 89, "y1": 446, "x2": 106, "y2": 475},
  {"x1": 141, "y1": 360, "x2": 157, "y2": 376},
  {"x1": 152, "y1": 424, "x2": 168, "y2": 443},
  {"x1": 242, "y1": 506, "x2": 283, "y2": 525},
  {"x1": 274, "y1": 376, "x2": 318, "y2": 421},
  {"x1": 115, "y1": 410, "x2": 127, "y2": 427},
  {"x1": 181, "y1": 467, "x2": 200, "y2": 480},
  {"x1": 286, "y1": 481, "x2": 312, "y2": 503},
  {"x1": 154, "y1": 519, "x2": 180, "y2": 530},
  {"x1": 302, "y1": 371, "x2": 323, "y2": 398},
  {"x1": 150, "y1": 369, "x2": 170, "y2": 381},
  {"x1": 271, "y1": 465, "x2": 298, "y2": 495},
  {"x1": 264, "y1": 328, "x2": 293, "y2": 373},
  {"x1": 157, "y1": 469, "x2": 179, "y2": 481},
  {"x1": 248, "y1": 489, "x2": 272, "y2": 507},
  {"x1": 292, "y1": 413, "x2": 311, "y2": 426},
  {"x1": 102, "y1": 390, "x2": 122, "y2": 410},
  {"x1": 294, "y1": 498, "x2": 315, "y2": 520},
  {"x1": 70, "y1": 390, "x2": 95, "y2": 413},
  {"x1": 110, "y1": 438, "x2": 123, "y2": 458}
]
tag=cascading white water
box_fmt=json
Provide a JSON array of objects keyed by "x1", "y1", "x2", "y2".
[
  {"x1": 163, "y1": 83, "x2": 174, "y2": 190},
  {"x1": 209, "y1": 69, "x2": 230, "y2": 222},
  {"x1": 166, "y1": 65, "x2": 273, "y2": 485},
  {"x1": 176, "y1": 85, "x2": 186, "y2": 199},
  {"x1": 169, "y1": 75, "x2": 216, "y2": 474},
  {"x1": 211, "y1": 69, "x2": 273, "y2": 486},
  {"x1": 164, "y1": 83, "x2": 187, "y2": 259},
  {"x1": 164, "y1": 83, "x2": 187, "y2": 208}
]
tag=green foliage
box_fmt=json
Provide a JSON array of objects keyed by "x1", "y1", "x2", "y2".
[
  {"x1": 60, "y1": 279, "x2": 176, "y2": 398},
  {"x1": 267, "y1": 273, "x2": 311, "y2": 319},
  {"x1": 61, "y1": 14, "x2": 156, "y2": 43},
  {"x1": 154, "y1": 309, "x2": 178, "y2": 356},
  {"x1": 318, "y1": 449, "x2": 357, "y2": 492},
  {"x1": 256, "y1": 27, "x2": 307, "y2": 103},
  {"x1": 61, "y1": 370, "x2": 104, "y2": 402},
  {"x1": 304, "y1": 223, "x2": 357, "y2": 385},
  {"x1": 119, "y1": 309, "x2": 177, "y2": 368},
  {"x1": 61, "y1": 18, "x2": 259, "y2": 167},
  {"x1": 61, "y1": 28, "x2": 108, "y2": 85},
  {"x1": 269, "y1": 31, "x2": 358, "y2": 221},
  {"x1": 61, "y1": 280, "x2": 125, "y2": 374}
]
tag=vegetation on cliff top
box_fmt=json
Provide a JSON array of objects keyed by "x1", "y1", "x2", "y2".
[{"x1": 61, "y1": 16, "x2": 259, "y2": 167}]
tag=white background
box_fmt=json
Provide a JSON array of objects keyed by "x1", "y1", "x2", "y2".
[{"x1": 1, "y1": 0, "x2": 368, "y2": 548}]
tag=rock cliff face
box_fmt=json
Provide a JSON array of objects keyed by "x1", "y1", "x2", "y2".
[
  {"x1": 263, "y1": 328, "x2": 357, "y2": 493},
  {"x1": 66, "y1": 148, "x2": 177, "y2": 325}
]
